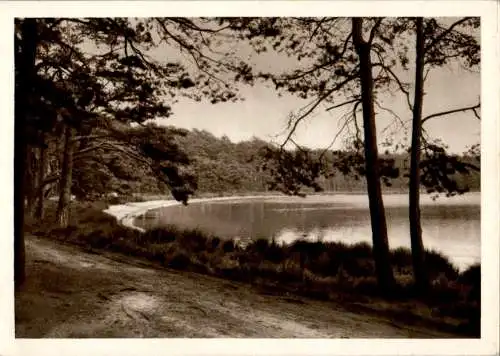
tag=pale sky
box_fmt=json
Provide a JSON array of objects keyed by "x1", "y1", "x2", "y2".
[
  {"x1": 161, "y1": 67, "x2": 480, "y2": 153},
  {"x1": 152, "y1": 18, "x2": 480, "y2": 154}
]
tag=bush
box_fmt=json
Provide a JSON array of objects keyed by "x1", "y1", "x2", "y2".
[
  {"x1": 249, "y1": 238, "x2": 271, "y2": 254},
  {"x1": 458, "y1": 263, "x2": 480, "y2": 285},
  {"x1": 342, "y1": 258, "x2": 375, "y2": 277},
  {"x1": 290, "y1": 239, "x2": 327, "y2": 260},
  {"x1": 264, "y1": 241, "x2": 287, "y2": 263},
  {"x1": 458, "y1": 264, "x2": 481, "y2": 302},
  {"x1": 209, "y1": 237, "x2": 221, "y2": 251},
  {"x1": 144, "y1": 226, "x2": 178, "y2": 244},
  {"x1": 166, "y1": 250, "x2": 191, "y2": 270},
  {"x1": 180, "y1": 228, "x2": 211, "y2": 252},
  {"x1": 349, "y1": 242, "x2": 373, "y2": 259},
  {"x1": 425, "y1": 249, "x2": 459, "y2": 280},
  {"x1": 222, "y1": 240, "x2": 235, "y2": 253}
]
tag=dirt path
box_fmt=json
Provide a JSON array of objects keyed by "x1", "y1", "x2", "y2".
[{"x1": 16, "y1": 236, "x2": 457, "y2": 338}]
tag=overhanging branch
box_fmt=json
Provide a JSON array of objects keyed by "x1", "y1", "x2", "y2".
[
  {"x1": 421, "y1": 102, "x2": 480, "y2": 124},
  {"x1": 325, "y1": 98, "x2": 360, "y2": 112},
  {"x1": 280, "y1": 74, "x2": 359, "y2": 149},
  {"x1": 424, "y1": 17, "x2": 473, "y2": 53},
  {"x1": 372, "y1": 62, "x2": 413, "y2": 111}
]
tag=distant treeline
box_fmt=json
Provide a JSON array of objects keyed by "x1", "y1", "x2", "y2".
[{"x1": 103, "y1": 128, "x2": 479, "y2": 198}]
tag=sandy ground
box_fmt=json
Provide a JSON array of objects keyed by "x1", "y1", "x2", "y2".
[{"x1": 15, "y1": 236, "x2": 459, "y2": 338}]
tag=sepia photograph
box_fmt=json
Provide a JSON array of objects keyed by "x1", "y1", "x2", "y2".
[{"x1": 1, "y1": 1, "x2": 499, "y2": 356}]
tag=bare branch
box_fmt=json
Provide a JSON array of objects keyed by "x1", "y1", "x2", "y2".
[
  {"x1": 72, "y1": 134, "x2": 112, "y2": 142},
  {"x1": 73, "y1": 141, "x2": 107, "y2": 156},
  {"x1": 273, "y1": 32, "x2": 352, "y2": 83},
  {"x1": 308, "y1": 17, "x2": 327, "y2": 42},
  {"x1": 325, "y1": 98, "x2": 360, "y2": 112},
  {"x1": 280, "y1": 74, "x2": 359, "y2": 149},
  {"x1": 422, "y1": 102, "x2": 480, "y2": 124},
  {"x1": 168, "y1": 18, "x2": 232, "y2": 34},
  {"x1": 318, "y1": 110, "x2": 353, "y2": 161},
  {"x1": 472, "y1": 107, "x2": 480, "y2": 120},
  {"x1": 100, "y1": 142, "x2": 157, "y2": 172},
  {"x1": 374, "y1": 100, "x2": 408, "y2": 128},
  {"x1": 156, "y1": 19, "x2": 228, "y2": 85},
  {"x1": 368, "y1": 18, "x2": 384, "y2": 44},
  {"x1": 423, "y1": 67, "x2": 431, "y2": 82},
  {"x1": 372, "y1": 61, "x2": 413, "y2": 110},
  {"x1": 288, "y1": 138, "x2": 308, "y2": 154}
]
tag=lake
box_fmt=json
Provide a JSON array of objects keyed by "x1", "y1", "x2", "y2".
[{"x1": 135, "y1": 192, "x2": 481, "y2": 271}]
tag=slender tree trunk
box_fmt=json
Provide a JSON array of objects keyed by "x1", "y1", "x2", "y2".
[
  {"x1": 409, "y1": 17, "x2": 429, "y2": 292},
  {"x1": 15, "y1": 18, "x2": 38, "y2": 289},
  {"x1": 352, "y1": 18, "x2": 395, "y2": 293},
  {"x1": 56, "y1": 125, "x2": 76, "y2": 227},
  {"x1": 34, "y1": 134, "x2": 48, "y2": 220},
  {"x1": 25, "y1": 146, "x2": 36, "y2": 216}
]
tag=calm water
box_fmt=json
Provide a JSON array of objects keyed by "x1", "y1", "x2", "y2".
[{"x1": 135, "y1": 193, "x2": 480, "y2": 271}]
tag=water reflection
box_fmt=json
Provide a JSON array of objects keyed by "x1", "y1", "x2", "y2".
[{"x1": 136, "y1": 193, "x2": 480, "y2": 271}]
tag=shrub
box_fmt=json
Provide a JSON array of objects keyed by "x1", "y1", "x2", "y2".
[
  {"x1": 350, "y1": 276, "x2": 380, "y2": 296},
  {"x1": 145, "y1": 227, "x2": 177, "y2": 244},
  {"x1": 209, "y1": 237, "x2": 221, "y2": 251},
  {"x1": 425, "y1": 249, "x2": 459, "y2": 280},
  {"x1": 458, "y1": 263, "x2": 480, "y2": 285},
  {"x1": 458, "y1": 264, "x2": 481, "y2": 302},
  {"x1": 222, "y1": 239, "x2": 236, "y2": 253},
  {"x1": 263, "y1": 241, "x2": 287, "y2": 263},
  {"x1": 290, "y1": 239, "x2": 327, "y2": 261},
  {"x1": 349, "y1": 242, "x2": 373, "y2": 259},
  {"x1": 180, "y1": 228, "x2": 211, "y2": 252},
  {"x1": 166, "y1": 250, "x2": 191, "y2": 270},
  {"x1": 342, "y1": 257, "x2": 375, "y2": 277},
  {"x1": 250, "y1": 238, "x2": 271, "y2": 254},
  {"x1": 390, "y1": 247, "x2": 413, "y2": 274}
]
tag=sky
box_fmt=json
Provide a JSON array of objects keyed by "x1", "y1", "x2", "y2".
[
  {"x1": 161, "y1": 67, "x2": 480, "y2": 153},
  {"x1": 151, "y1": 18, "x2": 480, "y2": 154}
]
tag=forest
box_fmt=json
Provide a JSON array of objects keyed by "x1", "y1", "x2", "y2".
[{"x1": 66, "y1": 126, "x2": 481, "y2": 199}]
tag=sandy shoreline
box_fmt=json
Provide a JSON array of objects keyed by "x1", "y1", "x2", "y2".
[{"x1": 103, "y1": 195, "x2": 284, "y2": 233}]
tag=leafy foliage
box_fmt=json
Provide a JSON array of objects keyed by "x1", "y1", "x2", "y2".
[{"x1": 16, "y1": 17, "x2": 262, "y2": 207}]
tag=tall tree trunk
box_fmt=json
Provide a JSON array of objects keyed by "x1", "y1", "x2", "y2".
[
  {"x1": 56, "y1": 125, "x2": 76, "y2": 227},
  {"x1": 25, "y1": 146, "x2": 36, "y2": 216},
  {"x1": 14, "y1": 18, "x2": 38, "y2": 289},
  {"x1": 34, "y1": 134, "x2": 48, "y2": 220},
  {"x1": 352, "y1": 18, "x2": 395, "y2": 293},
  {"x1": 409, "y1": 17, "x2": 429, "y2": 292}
]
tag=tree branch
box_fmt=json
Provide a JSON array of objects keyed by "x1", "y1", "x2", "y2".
[
  {"x1": 280, "y1": 74, "x2": 359, "y2": 149},
  {"x1": 372, "y1": 62, "x2": 413, "y2": 110},
  {"x1": 421, "y1": 102, "x2": 480, "y2": 124},
  {"x1": 368, "y1": 18, "x2": 384, "y2": 44},
  {"x1": 73, "y1": 141, "x2": 107, "y2": 156},
  {"x1": 424, "y1": 17, "x2": 473, "y2": 53},
  {"x1": 318, "y1": 110, "x2": 354, "y2": 161},
  {"x1": 168, "y1": 18, "x2": 231, "y2": 34},
  {"x1": 325, "y1": 98, "x2": 360, "y2": 112},
  {"x1": 270, "y1": 31, "x2": 353, "y2": 84},
  {"x1": 156, "y1": 19, "x2": 228, "y2": 85},
  {"x1": 375, "y1": 100, "x2": 408, "y2": 129}
]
